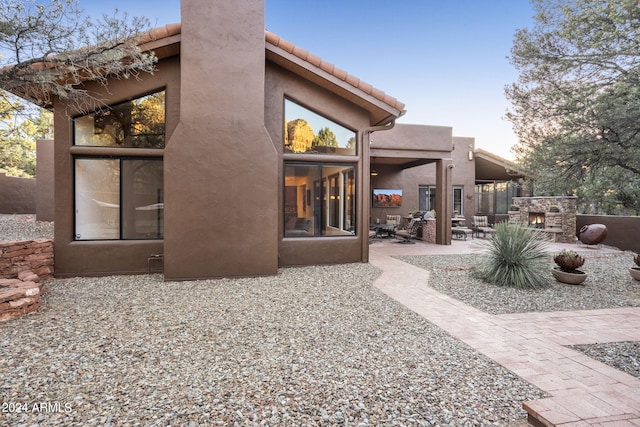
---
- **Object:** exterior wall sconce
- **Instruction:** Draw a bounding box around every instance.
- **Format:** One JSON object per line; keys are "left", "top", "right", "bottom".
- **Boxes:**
{"left": 468, "top": 150, "right": 474, "bottom": 161}
{"left": 371, "top": 158, "right": 378, "bottom": 176}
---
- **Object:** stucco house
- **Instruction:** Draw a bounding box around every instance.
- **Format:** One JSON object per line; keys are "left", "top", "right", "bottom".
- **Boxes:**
{"left": 5, "top": 0, "right": 468, "bottom": 279}
{"left": 4, "top": 0, "right": 532, "bottom": 280}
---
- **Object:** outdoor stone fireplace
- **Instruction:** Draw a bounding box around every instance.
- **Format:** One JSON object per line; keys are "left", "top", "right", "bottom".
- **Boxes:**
{"left": 509, "top": 196, "right": 577, "bottom": 243}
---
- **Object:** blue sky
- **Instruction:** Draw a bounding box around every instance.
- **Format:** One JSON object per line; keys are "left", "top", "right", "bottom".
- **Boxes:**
{"left": 82, "top": 0, "right": 536, "bottom": 159}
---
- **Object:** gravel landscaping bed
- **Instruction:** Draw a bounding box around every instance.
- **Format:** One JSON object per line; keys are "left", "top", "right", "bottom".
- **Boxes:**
{"left": 398, "top": 251, "right": 640, "bottom": 393}
{"left": 398, "top": 252, "right": 640, "bottom": 315}
{"left": 2, "top": 267, "right": 544, "bottom": 426}
{"left": 0, "top": 214, "right": 54, "bottom": 241}
{"left": 570, "top": 342, "right": 640, "bottom": 379}
{"left": 3, "top": 214, "right": 638, "bottom": 426}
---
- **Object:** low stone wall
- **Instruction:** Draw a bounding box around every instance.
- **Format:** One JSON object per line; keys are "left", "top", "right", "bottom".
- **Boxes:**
{"left": 0, "top": 271, "right": 44, "bottom": 322}
{"left": 0, "top": 239, "right": 53, "bottom": 322}
{"left": 0, "top": 239, "right": 54, "bottom": 279}
{"left": 422, "top": 219, "right": 436, "bottom": 243}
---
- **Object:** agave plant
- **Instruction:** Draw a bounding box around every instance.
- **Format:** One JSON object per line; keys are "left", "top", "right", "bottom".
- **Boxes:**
{"left": 472, "top": 222, "right": 550, "bottom": 289}
{"left": 553, "top": 249, "right": 585, "bottom": 273}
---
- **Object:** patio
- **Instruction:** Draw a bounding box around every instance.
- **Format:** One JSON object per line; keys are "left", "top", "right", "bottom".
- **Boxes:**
{"left": 370, "top": 237, "right": 640, "bottom": 426}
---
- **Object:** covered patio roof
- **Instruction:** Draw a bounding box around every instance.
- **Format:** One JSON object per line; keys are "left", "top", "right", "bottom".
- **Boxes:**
{"left": 369, "top": 124, "right": 453, "bottom": 169}
{"left": 474, "top": 148, "right": 525, "bottom": 181}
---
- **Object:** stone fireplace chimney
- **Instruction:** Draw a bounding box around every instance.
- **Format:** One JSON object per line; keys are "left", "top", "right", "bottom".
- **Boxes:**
{"left": 163, "top": 0, "right": 279, "bottom": 279}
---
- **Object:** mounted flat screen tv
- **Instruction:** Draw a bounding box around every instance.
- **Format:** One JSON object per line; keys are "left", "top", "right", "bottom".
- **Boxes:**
{"left": 372, "top": 189, "right": 402, "bottom": 208}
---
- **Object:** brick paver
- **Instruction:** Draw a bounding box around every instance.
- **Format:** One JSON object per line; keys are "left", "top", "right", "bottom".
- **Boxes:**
{"left": 369, "top": 239, "right": 640, "bottom": 426}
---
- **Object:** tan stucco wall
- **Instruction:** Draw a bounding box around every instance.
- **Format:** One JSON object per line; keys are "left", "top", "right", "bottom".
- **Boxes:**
{"left": 369, "top": 126, "right": 472, "bottom": 222}
{"left": 36, "top": 139, "right": 54, "bottom": 221}
{"left": 265, "top": 63, "right": 372, "bottom": 266}
{"left": 52, "top": 56, "right": 179, "bottom": 277}
{"left": 49, "top": 0, "right": 406, "bottom": 278}
{"left": 0, "top": 173, "right": 35, "bottom": 214}
{"left": 577, "top": 215, "right": 640, "bottom": 253}
{"left": 162, "top": 1, "right": 279, "bottom": 280}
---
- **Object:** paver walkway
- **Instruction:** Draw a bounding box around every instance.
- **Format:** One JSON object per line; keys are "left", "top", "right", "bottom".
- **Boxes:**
{"left": 369, "top": 238, "right": 640, "bottom": 426}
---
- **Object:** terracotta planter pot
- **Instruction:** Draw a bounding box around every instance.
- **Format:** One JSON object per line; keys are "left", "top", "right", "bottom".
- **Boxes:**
{"left": 630, "top": 267, "right": 640, "bottom": 281}
{"left": 579, "top": 224, "right": 608, "bottom": 245}
{"left": 552, "top": 267, "right": 587, "bottom": 285}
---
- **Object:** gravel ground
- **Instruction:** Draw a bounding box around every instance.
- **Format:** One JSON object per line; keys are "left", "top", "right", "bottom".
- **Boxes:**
{"left": 1, "top": 215, "right": 545, "bottom": 426}
{"left": 570, "top": 342, "right": 640, "bottom": 379}
{"left": 0, "top": 214, "right": 54, "bottom": 242}
{"left": 2, "top": 268, "right": 544, "bottom": 426}
{"left": 1, "top": 214, "right": 637, "bottom": 426}
{"left": 398, "top": 252, "right": 640, "bottom": 315}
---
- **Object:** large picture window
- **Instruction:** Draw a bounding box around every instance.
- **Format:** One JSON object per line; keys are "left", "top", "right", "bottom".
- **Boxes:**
{"left": 284, "top": 99, "right": 356, "bottom": 155}
{"left": 284, "top": 163, "right": 356, "bottom": 237}
{"left": 74, "top": 91, "right": 165, "bottom": 148}
{"left": 73, "top": 91, "right": 165, "bottom": 240}
{"left": 283, "top": 100, "right": 358, "bottom": 238}
{"left": 75, "top": 158, "right": 163, "bottom": 240}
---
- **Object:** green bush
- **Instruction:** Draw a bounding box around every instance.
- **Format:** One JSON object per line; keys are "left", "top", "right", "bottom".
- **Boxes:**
{"left": 472, "top": 222, "right": 550, "bottom": 289}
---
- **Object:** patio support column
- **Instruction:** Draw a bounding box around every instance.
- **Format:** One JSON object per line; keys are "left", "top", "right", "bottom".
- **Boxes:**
{"left": 361, "top": 130, "right": 371, "bottom": 263}
{"left": 435, "top": 159, "right": 453, "bottom": 245}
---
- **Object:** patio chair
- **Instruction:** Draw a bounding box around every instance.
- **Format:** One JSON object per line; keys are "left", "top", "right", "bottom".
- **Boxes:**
{"left": 471, "top": 215, "right": 493, "bottom": 238}
{"left": 395, "top": 218, "right": 422, "bottom": 244}
{"left": 386, "top": 215, "right": 402, "bottom": 225}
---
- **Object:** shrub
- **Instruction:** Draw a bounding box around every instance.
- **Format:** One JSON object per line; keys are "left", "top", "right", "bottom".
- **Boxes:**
{"left": 472, "top": 222, "right": 550, "bottom": 289}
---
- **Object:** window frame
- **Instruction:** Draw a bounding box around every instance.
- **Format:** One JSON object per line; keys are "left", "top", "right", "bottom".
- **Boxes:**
{"left": 72, "top": 89, "right": 166, "bottom": 149}
{"left": 283, "top": 162, "right": 358, "bottom": 238}
{"left": 283, "top": 98, "right": 360, "bottom": 239}
{"left": 71, "top": 90, "right": 166, "bottom": 241}
{"left": 73, "top": 156, "right": 164, "bottom": 241}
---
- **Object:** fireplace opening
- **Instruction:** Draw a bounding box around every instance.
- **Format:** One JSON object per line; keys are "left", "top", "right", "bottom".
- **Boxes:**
{"left": 529, "top": 212, "right": 545, "bottom": 228}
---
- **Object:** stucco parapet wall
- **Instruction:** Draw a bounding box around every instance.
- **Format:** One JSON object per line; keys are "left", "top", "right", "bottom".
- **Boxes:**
{"left": 370, "top": 124, "right": 454, "bottom": 153}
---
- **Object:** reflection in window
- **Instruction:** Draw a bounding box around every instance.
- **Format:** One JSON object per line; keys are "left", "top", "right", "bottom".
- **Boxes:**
{"left": 74, "top": 91, "right": 166, "bottom": 148}
{"left": 475, "top": 181, "right": 522, "bottom": 214}
{"left": 419, "top": 185, "right": 437, "bottom": 212}
{"left": 75, "top": 158, "right": 163, "bottom": 240}
{"left": 75, "top": 159, "right": 120, "bottom": 239}
{"left": 284, "top": 99, "right": 356, "bottom": 155}
{"left": 453, "top": 186, "right": 464, "bottom": 215}
{"left": 284, "top": 163, "right": 356, "bottom": 237}
{"left": 419, "top": 185, "right": 464, "bottom": 215}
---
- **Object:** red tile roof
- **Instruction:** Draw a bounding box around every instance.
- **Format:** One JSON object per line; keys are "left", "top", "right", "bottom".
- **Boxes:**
{"left": 142, "top": 24, "right": 405, "bottom": 116}
{"left": 6, "top": 23, "right": 405, "bottom": 119}
{"left": 264, "top": 31, "right": 405, "bottom": 114}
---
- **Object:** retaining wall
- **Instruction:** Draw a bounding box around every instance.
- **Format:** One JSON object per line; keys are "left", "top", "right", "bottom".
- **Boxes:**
{"left": 0, "top": 239, "right": 54, "bottom": 322}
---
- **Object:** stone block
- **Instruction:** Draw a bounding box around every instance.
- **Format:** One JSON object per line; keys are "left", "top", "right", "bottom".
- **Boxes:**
{"left": 0, "top": 288, "right": 25, "bottom": 303}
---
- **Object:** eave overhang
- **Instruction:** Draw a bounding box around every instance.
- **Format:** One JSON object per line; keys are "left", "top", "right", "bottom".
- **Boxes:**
{"left": 265, "top": 31, "right": 405, "bottom": 126}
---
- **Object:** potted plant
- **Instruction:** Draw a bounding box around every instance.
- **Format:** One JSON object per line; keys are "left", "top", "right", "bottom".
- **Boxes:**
{"left": 630, "top": 253, "right": 640, "bottom": 281}
{"left": 552, "top": 249, "right": 587, "bottom": 285}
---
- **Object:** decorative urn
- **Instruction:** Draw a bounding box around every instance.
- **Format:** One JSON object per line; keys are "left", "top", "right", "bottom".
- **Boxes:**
{"left": 579, "top": 224, "right": 608, "bottom": 246}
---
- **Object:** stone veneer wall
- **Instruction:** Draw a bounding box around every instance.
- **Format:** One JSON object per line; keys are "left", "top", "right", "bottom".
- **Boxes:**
{"left": 422, "top": 219, "right": 436, "bottom": 243}
{"left": 0, "top": 239, "right": 54, "bottom": 279}
{"left": 511, "top": 197, "right": 577, "bottom": 243}
{"left": 0, "top": 239, "right": 53, "bottom": 321}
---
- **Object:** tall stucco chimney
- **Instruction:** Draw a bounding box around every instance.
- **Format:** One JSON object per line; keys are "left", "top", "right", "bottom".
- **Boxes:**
{"left": 163, "top": 0, "right": 279, "bottom": 279}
